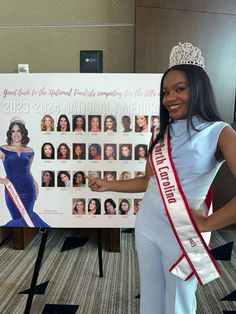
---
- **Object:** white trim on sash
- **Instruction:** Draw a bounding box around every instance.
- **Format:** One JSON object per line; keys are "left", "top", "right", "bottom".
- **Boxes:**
{"left": 150, "top": 127, "right": 221, "bottom": 285}
{"left": 5, "top": 180, "right": 35, "bottom": 227}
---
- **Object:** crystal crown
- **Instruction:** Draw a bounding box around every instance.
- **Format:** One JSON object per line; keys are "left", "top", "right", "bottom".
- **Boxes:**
{"left": 10, "top": 116, "right": 25, "bottom": 125}
{"left": 169, "top": 42, "right": 205, "bottom": 69}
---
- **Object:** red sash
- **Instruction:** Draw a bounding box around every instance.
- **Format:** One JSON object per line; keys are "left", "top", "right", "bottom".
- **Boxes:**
{"left": 5, "top": 180, "right": 35, "bottom": 227}
{"left": 150, "top": 127, "right": 222, "bottom": 285}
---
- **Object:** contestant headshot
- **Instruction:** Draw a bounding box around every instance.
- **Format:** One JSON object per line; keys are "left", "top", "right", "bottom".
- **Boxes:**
{"left": 41, "top": 142, "right": 55, "bottom": 159}
{"left": 104, "top": 171, "right": 116, "bottom": 181}
{"left": 57, "top": 170, "right": 71, "bottom": 187}
{"left": 119, "top": 171, "right": 132, "bottom": 180}
{"left": 88, "top": 198, "right": 101, "bottom": 215}
{"left": 119, "top": 144, "right": 132, "bottom": 160}
{"left": 73, "top": 115, "right": 86, "bottom": 132}
{"left": 41, "top": 114, "right": 54, "bottom": 132}
{"left": 134, "top": 198, "right": 142, "bottom": 215}
{"left": 41, "top": 170, "right": 55, "bottom": 187}
{"left": 118, "top": 198, "right": 131, "bottom": 215}
{"left": 72, "top": 198, "right": 86, "bottom": 215}
{"left": 0, "top": 117, "right": 50, "bottom": 227}
{"left": 88, "top": 143, "right": 101, "bottom": 160}
{"left": 57, "top": 114, "right": 70, "bottom": 132}
{"left": 57, "top": 143, "right": 70, "bottom": 160}
{"left": 135, "top": 115, "right": 149, "bottom": 133}
{"left": 135, "top": 144, "right": 148, "bottom": 160}
{"left": 88, "top": 171, "right": 101, "bottom": 179}
{"left": 104, "top": 198, "right": 117, "bottom": 215}
{"left": 121, "top": 115, "right": 132, "bottom": 132}
{"left": 104, "top": 144, "right": 117, "bottom": 160}
{"left": 88, "top": 115, "right": 101, "bottom": 132}
{"left": 134, "top": 171, "right": 145, "bottom": 177}
{"left": 73, "top": 143, "right": 86, "bottom": 160}
{"left": 104, "top": 115, "right": 117, "bottom": 132}
{"left": 151, "top": 115, "right": 160, "bottom": 132}
{"left": 73, "top": 171, "right": 86, "bottom": 187}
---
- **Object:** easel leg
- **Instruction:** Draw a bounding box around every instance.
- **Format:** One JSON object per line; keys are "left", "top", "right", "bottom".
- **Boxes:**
{"left": 24, "top": 228, "right": 48, "bottom": 314}
{"left": 97, "top": 229, "right": 103, "bottom": 278}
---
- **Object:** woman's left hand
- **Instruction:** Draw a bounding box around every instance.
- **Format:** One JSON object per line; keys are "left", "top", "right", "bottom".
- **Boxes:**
{"left": 191, "top": 208, "right": 208, "bottom": 232}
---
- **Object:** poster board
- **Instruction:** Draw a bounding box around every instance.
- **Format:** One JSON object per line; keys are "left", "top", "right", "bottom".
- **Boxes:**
{"left": 0, "top": 73, "right": 162, "bottom": 228}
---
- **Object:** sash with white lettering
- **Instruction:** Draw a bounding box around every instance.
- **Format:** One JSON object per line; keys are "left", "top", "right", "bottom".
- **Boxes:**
{"left": 150, "top": 127, "right": 222, "bottom": 285}
{"left": 5, "top": 180, "right": 35, "bottom": 227}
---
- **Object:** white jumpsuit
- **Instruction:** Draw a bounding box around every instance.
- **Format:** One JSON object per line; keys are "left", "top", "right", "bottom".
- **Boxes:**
{"left": 135, "top": 117, "right": 229, "bottom": 314}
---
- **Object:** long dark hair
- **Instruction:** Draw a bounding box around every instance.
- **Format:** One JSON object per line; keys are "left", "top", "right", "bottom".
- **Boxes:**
{"left": 7, "top": 122, "right": 30, "bottom": 145}
{"left": 149, "top": 64, "right": 222, "bottom": 152}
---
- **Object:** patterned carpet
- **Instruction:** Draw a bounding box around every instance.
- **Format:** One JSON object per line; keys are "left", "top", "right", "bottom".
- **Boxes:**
{"left": 0, "top": 228, "right": 235, "bottom": 314}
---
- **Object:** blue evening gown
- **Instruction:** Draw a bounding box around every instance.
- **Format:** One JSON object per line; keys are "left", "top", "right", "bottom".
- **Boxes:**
{"left": 0, "top": 147, "right": 50, "bottom": 227}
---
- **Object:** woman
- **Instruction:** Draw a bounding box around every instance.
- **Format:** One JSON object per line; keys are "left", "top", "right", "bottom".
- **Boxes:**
{"left": 73, "top": 143, "right": 86, "bottom": 160}
{"left": 73, "top": 115, "right": 86, "bottom": 132}
{"left": 104, "top": 115, "right": 117, "bottom": 132}
{"left": 134, "top": 198, "right": 142, "bottom": 215}
{"left": 151, "top": 115, "right": 160, "bottom": 132}
{"left": 119, "top": 144, "right": 132, "bottom": 160}
{"left": 88, "top": 115, "right": 101, "bottom": 132}
{"left": 41, "top": 114, "right": 54, "bottom": 132}
{"left": 57, "top": 143, "right": 70, "bottom": 160}
{"left": 41, "top": 143, "right": 55, "bottom": 159}
{"left": 73, "top": 171, "right": 86, "bottom": 187}
{"left": 42, "top": 171, "right": 55, "bottom": 187}
{"left": 104, "top": 144, "right": 116, "bottom": 160}
{"left": 135, "top": 144, "right": 148, "bottom": 160}
{"left": 57, "top": 114, "right": 70, "bottom": 132}
{"left": 119, "top": 171, "right": 132, "bottom": 180}
{"left": 104, "top": 198, "right": 117, "bottom": 215}
{"left": 121, "top": 115, "right": 132, "bottom": 132}
{"left": 0, "top": 118, "right": 49, "bottom": 227}
{"left": 118, "top": 198, "right": 131, "bottom": 215}
{"left": 88, "top": 43, "right": 236, "bottom": 314}
{"left": 73, "top": 198, "right": 86, "bottom": 215}
{"left": 88, "top": 143, "right": 101, "bottom": 160}
{"left": 57, "top": 171, "right": 71, "bottom": 187}
{"left": 88, "top": 198, "right": 101, "bottom": 215}
{"left": 135, "top": 115, "right": 149, "bottom": 133}
{"left": 104, "top": 171, "right": 116, "bottom": 181}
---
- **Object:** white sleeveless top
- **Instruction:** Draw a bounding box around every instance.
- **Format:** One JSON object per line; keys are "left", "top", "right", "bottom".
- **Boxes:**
{"left": 147, "top": 116, "right": 229, "bottom": 209}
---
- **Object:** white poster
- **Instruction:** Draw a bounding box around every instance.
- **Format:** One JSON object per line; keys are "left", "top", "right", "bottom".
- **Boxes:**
{"left": 0, "top": 73, "right": 162, "bottom": 228}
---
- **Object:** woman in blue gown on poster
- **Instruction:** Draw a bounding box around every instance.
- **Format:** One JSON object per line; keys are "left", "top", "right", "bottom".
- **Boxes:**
{"left": 0, "top": 117, "right": 50, "bottom": 227}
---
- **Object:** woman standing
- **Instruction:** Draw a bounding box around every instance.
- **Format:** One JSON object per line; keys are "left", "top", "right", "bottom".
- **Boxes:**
{"left": 0, "top": 117, "right": 49, "bottom": 227}
{"left": 88, "top": 43, "right": 236, "bottom": 314}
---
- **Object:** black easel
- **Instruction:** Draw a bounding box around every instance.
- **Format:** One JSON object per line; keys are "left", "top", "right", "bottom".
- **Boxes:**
{"left": 24, "top": 228, "right": 104, "bottom": 313}
{"left": 24, "top": 228, "right": 48, "bottom": 314}
{"left": 97, "top": 229, "right": 103, "bottom": 278}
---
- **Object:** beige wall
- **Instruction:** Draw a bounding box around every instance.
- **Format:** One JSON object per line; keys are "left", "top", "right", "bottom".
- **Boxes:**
{"left": 0, "top": 0, "right": 135, "bottom": 73}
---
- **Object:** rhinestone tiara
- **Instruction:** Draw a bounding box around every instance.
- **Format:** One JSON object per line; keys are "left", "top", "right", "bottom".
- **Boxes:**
{"left": 10, "top": 116, "right": 25, "bottom": 125}
{"left": 169, "top": 42, "right": 205, "bottom": 69}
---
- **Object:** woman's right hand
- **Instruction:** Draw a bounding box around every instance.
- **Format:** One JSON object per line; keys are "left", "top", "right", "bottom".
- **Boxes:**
{"left": 0, "top": 177, "right": 9, "bottom": 185}
{"left": 87, "top": 176, "right": 108, "bottom": 192}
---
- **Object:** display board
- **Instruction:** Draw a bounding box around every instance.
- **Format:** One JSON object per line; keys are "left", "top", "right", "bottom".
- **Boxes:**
{"left": 0, "top": 73, "right": 162, "bottom": 228}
